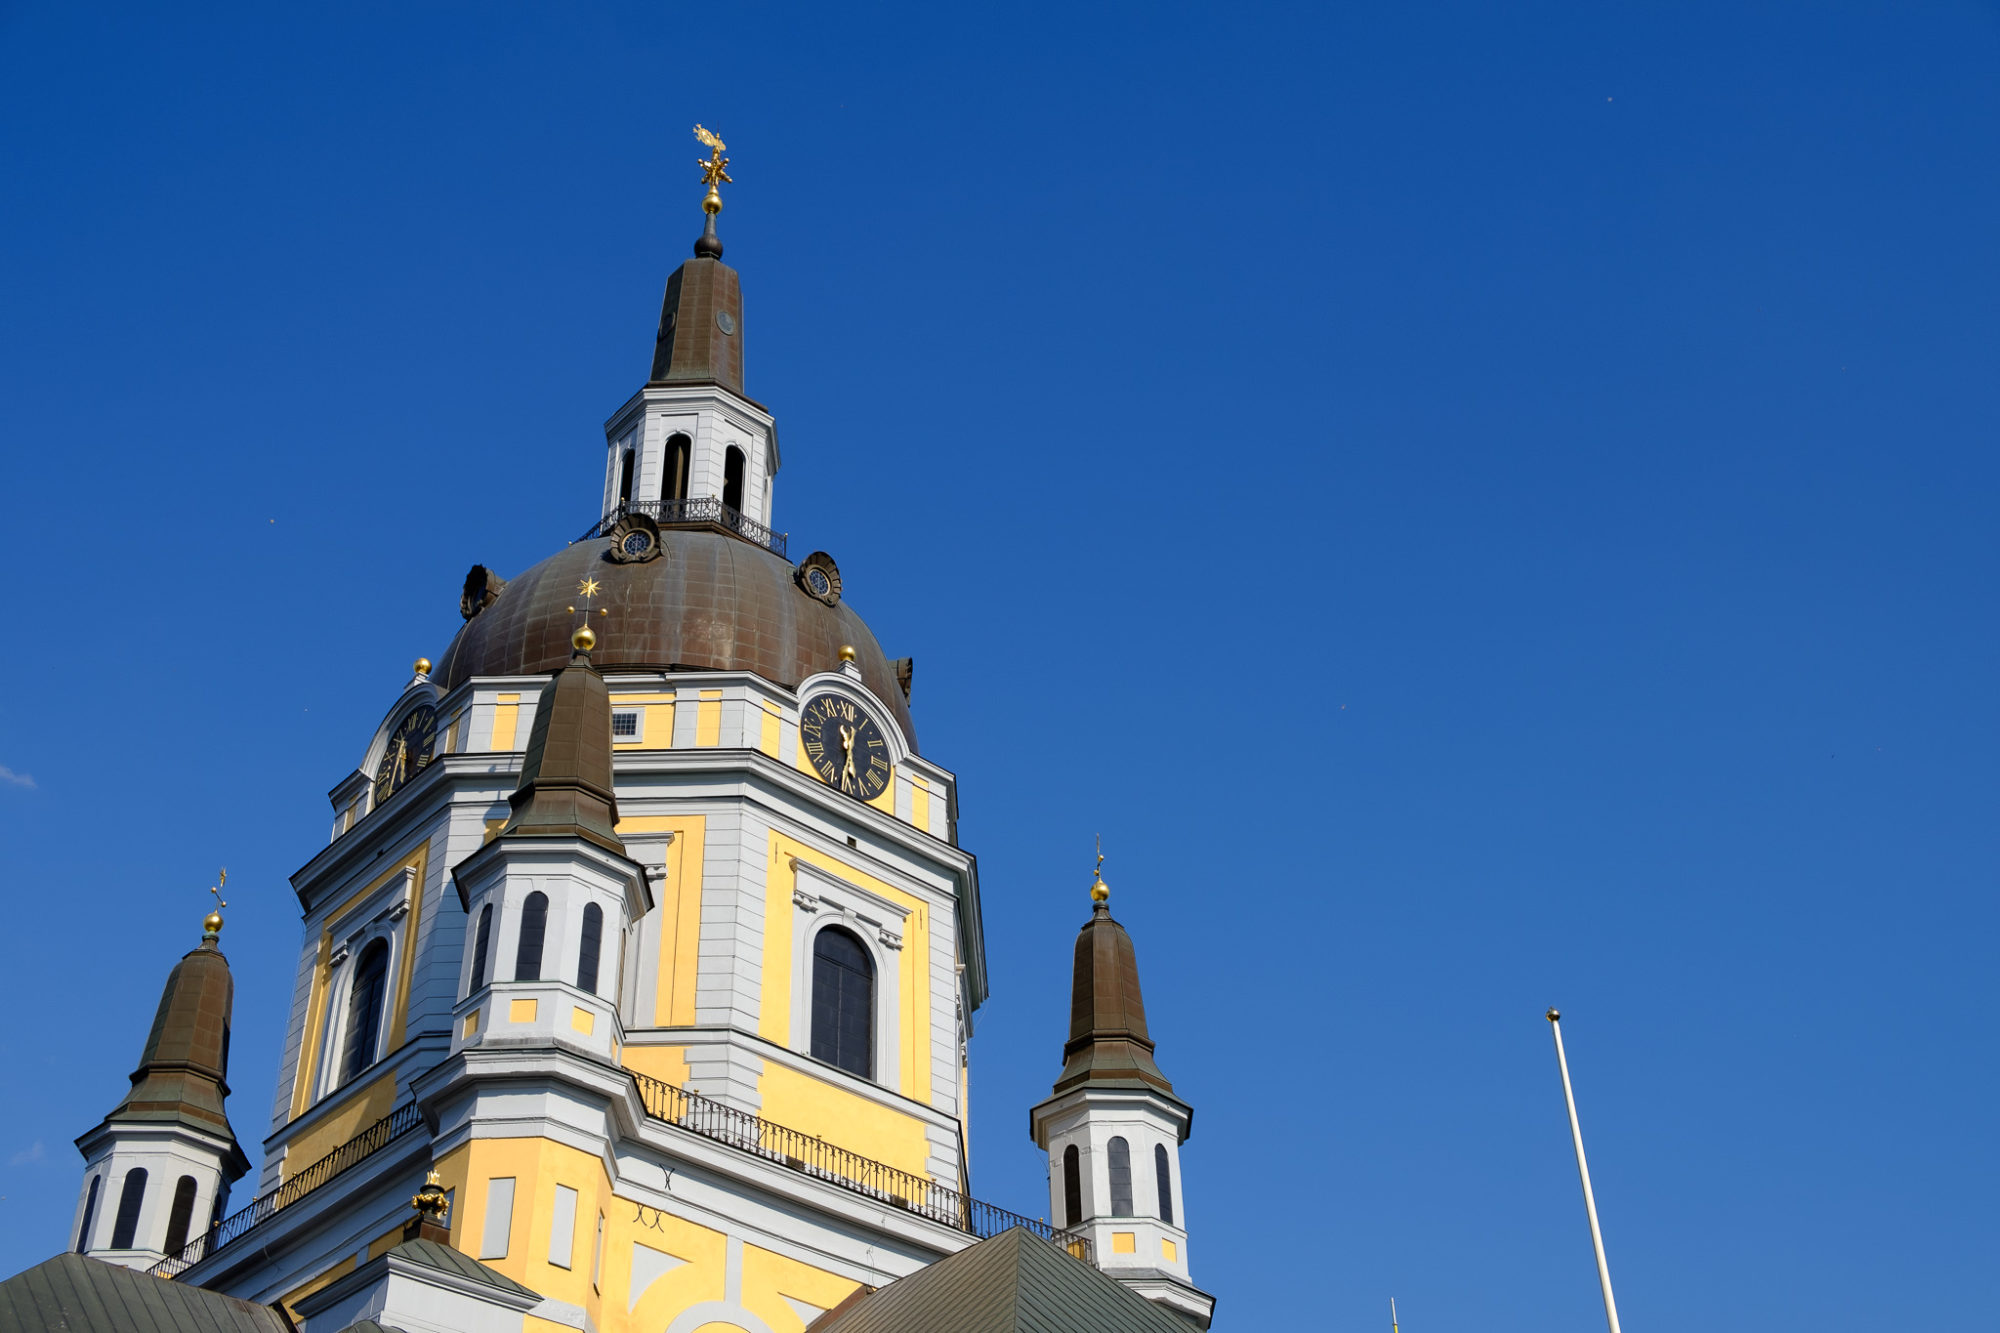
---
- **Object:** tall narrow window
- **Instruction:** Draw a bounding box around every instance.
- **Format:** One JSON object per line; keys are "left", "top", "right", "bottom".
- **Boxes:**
{"left": 665, "top": 434, "right": 692, "bottom": 504}
{"left": 469, "top": 904, "right": 493, "bottom": 995}
{"left": 617, "top": 448, "right": 635, "bottom": 504}
{"left": 1061, "top": 1145, "right": 1082, "bottom": 1228}
{"left": 577, "top": 903, "right": 603, "bottom": 995}
{"left": 515, "top": 892, "right": 548, "bottom": 981}
{"left": 162, "top": 1175, "right": 199, "bottom": 1256}
{"left": 1155, "top": 1143, "right": 1174, "bottom": 1224}
{"left": 722, "top": 445, "right": 745, "bottom": 512}
{"left": 809, "top": 927, "right": 874, "bottom": 1079}
{"left": 75, "top": 1175, "right": 100, "bottom": 1253}
{"left": 341, "top": 939, "right": 390, "bottom": 1083}
{"left": 109, "top": 1168, "right": 147, "bottom": 1250}
{"left": 1108, "top": 1137, "right": 1133, "bottom": 1216}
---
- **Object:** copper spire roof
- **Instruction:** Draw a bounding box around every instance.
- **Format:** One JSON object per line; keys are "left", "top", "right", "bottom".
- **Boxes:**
{"left": 1052, "top": 900, "right": 1175, "bottom": 1097}
{"left": 84, "top": 924, "right": 250, "bottom": 1175}
{"left": 502, "top": 643, "right": 627, "bottom": 858}
{"left": 649, "top": 247, "right": 744, "bottom": 394}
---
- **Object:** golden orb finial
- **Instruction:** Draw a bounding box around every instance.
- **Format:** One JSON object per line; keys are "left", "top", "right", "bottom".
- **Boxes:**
{"left": 1546, "top": 1007, "right": 1561, "bottom": 1023}
{"left": 1090, "top": 836, "right": 1109, "bottom": 904}
{"left": 572, "top": 623, "right": 597, "bottom": 654}
{"left": 413, "top": 656, "right": 432, "bottom": 678}
{"left": 838, "top": 644, "right": 856, "bottom": 662}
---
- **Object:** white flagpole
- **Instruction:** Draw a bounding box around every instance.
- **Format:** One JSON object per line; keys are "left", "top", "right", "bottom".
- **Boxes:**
{"left": 1547, "top": 1008, "right": 1623, "bottom": 1333}
{"left": 1390, "top": 1297, "right": 1399, "bottom": 1333}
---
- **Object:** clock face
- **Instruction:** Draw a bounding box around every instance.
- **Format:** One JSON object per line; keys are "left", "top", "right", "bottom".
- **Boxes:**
{"left": 373, "top": 705, "right": 437, "bottom": 807}
{"left": 799, "top": 694, "right": 891, "bottom": 801}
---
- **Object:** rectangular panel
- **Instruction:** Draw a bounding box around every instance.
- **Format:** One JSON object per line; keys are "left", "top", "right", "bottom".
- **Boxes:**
{"left": 549, "top": 1184, "right": 578, "bottom": 1268}
{"left": 480, "top": 1178, "right": 515, "bottom": 1259}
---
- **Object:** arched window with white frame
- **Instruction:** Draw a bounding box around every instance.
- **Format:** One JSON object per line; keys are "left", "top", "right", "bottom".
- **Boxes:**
{"left": 340, "top": 939, "right": 390, "bottom": 1084}
{"left": 810, "top": 926, "right": 874, "bottom": 1079}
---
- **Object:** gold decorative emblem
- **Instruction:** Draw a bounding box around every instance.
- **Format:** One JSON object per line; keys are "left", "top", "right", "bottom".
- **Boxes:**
{"left": 569, "top": 578, "right": 608, "bottom": 654}
{"left": 204, "top": 869, "right": 228, "bottom": 935}
{"left": 695, "top": 124, "right": 732, "bottom": 214}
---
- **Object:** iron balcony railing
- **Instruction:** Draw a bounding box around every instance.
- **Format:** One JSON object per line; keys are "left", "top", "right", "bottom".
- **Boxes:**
{"left": 157, "top": 1072, "right": 1089, "bottom": 1279}
{"left": 580, "top": 497, "right": 788, "bottom": 559}
{"left": 631, "top": 1071, "right": 1093, "bottom": 1263}
{"left": 151, "top": 1102, "right": 425, "bottom": 1278}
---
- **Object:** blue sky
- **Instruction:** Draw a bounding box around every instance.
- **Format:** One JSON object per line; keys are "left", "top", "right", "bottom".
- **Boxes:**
{"left": 2, "top": 4, "right": 1997, "bottom": 1328}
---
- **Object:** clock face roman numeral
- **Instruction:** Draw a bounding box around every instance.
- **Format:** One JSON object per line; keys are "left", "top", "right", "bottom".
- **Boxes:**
{"left": 798, "top": 693, "right": 892, "bottom": 801}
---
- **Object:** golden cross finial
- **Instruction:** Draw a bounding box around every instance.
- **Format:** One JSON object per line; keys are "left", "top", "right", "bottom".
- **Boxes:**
{"left": 204, "top": 868, "right": 228, "bottom": 936}
{"left": 1090, "top": 836, "right": 1109, "bottom": 904}
{"left": 694, "top": 124, "right": 732, "bottom": 214}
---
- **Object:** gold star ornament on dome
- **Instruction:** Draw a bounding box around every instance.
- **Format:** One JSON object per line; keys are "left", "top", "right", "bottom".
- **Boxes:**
{"left": 568, "top": 578, "right": 608, "bottom": 654}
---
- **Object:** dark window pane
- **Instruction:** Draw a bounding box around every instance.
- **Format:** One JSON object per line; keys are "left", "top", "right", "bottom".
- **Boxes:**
{"left": 1062, "top": 1145, "right": 1082, "bottom": 1228}
{"left": 723, "top": 446, "right": 746, "bottom": 512}
{"left": 1108, "top": 1137, "right": 1132, "bottom": 1216}
{"left": 109, "top": 1169, "right": 147, "bottom": 1250}
{"left": 578, "top": 903, "right": 604, "bottom": 995}
{"left": 1155, "top": 1143, "right": 1174, "bottom": 1224}
{"left": 163, "top": 1176, "right": 199, "bottom": 1256}
{"left": 341, "top": 940, "right": 390, "bottom": 1084}
{"left": 810, "top": 928, "right": 874, "bottom": 1079}
{"left": 470, "top": 904, "right": 492, "bottom": 993}
{"left": 516, "top": 892, "right": 548, "bottom": 981}
{"left": 667, "top": 435, "right": 691, "bottom": 502}
{"left": 75, "top": 1175, "right": 100, "bottom": 1253}
{"left": 618, "top": 448, "right": 635, "bottom": 503}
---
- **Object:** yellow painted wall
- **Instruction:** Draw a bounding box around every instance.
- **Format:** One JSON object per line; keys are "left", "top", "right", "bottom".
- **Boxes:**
{"left": 621, "top": 1043, "right": 691, "bottom": 1088}
{"left": 491, "top": 693, "right": 522, "bottom": 751}
{"left": 758, "top": 699, "right": 782, "bottom": 758}
{"left": 757, "top": 1062, "right": 933, "bottom": 1177}
{"left": 761, "top": 834, "right": 932, "bottom": 1105}
{"left": 741, "top": 1242, "right": 866, "bottom": 1333}
{"left": 615, "top": 815, "right": 706, "bottom": 1026}
{"left": 910, "top": 776, "right": 931, "bottom": 832}
{"left": 284, "top": 1071, "right": 397, "bottom": 1178}
{"left": 432, "top": 1135, "right": 867, "bottom": 1333}
{"left": 289, "top": 843, "right": 428, "bottom": 1120}
{"left": 695, "top": 690, "right": 723, "bottom": 747}
{"left": 612, "top": 693, "right": 677, "bottom": 750}
{"left": 278, "top": 1255, "right": 355, "bottom": 1324}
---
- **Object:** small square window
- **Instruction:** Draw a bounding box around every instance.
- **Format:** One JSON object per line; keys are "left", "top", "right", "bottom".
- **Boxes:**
{"left": 612, "top": 710, "right": 641, "bottom": 740}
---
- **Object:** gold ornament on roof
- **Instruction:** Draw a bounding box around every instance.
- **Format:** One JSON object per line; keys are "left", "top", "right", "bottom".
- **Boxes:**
{"left": 569, "top": 578, "right": 607, "bottom": 654}
{"left": 695, "top": 124, "right": 732, "bottom": 215}
{"left": 1090, "top": 836, "right": 1109, "bottom": 904}
{"left": 412, "top": 1168, "right": 449, "bottom": 1221}
{"left": 204, "top": 868, "right": 228, "bottom": 936}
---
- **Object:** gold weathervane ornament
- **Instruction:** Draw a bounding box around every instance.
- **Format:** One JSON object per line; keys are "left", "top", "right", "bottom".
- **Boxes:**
{"left": 204, "top": 868, "right": 228, "bottom": 936}
{"left": 695, "top": 124, "right": 731, "bottom": 214}
{"left": 569, "top": 578, "right": 607, "bottom": 654}
{"left": 1090, "top": 836, "right": 1109, "bottom": 905}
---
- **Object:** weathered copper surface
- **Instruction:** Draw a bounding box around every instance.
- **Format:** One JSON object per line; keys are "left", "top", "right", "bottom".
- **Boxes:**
{"left": 101, "top": 938, "right": 248, "bottom": 1172}
{"left": 650, "top": 255, "right": 744, "bottom": 395}
{"left": 505, "top": 655, "right": 626, "bottom": 856}
{"left": 437, "top": 530, "right": 918, "bottom": 752}
{"left": 1054, "top": 904, "right": 1175, "bottom": 1095}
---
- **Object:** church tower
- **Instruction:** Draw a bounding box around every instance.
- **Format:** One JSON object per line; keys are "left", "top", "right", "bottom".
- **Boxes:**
{"left": 72, "top": 902, "right": 250, "bottom": 1271}
{"left": 126, "top": 130, "right": 1104, "bottom": 1333}
{"left": 1030, "top": 862, "right": 1215, "bottom": 1328}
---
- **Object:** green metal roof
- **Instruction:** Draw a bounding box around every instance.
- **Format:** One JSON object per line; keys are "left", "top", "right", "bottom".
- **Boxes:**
{"left": 0, "top": 1253, "right": 290, "bottom": 1333}
{"left": 806, "top": 1228, "right": 1194, "bottom": 1333}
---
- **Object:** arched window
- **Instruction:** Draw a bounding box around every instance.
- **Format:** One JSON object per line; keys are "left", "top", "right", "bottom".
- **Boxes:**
{"left": 1061, "top": 1144, "right": 1082, "bottom": 1228}
{"left": 1108, "top": 1137, "right": 1133, "bottom": 1216}
{"left": 617, "top": 448, "right": 636, "bottom": 505}
{"left": 109, "top": 1168, "right": 147, "bottom": 1250}
{"left": 515, "top": 892, "right": 548, "bottom": 981}
{"left": 809, "top": 927, "right": 873, "bottom": 1079}
{"left": 341, "top": 939, "right": 390, "bottom": 1084}
{"left": 722, "top": 445, "right": 745, "bottom": 513}
{"left": 469, "top": 904, "right": 493, "bottom": 995}
{"left": 75, "top": 1175, "right": 100, "bottom": 1253}
{"left": 665, "top": 434, "right": 692, "bottom": 504}
{"left": 163, "top": 1175, "right": 199, "bottom": 1256}
{"left": 1155, "top": 1143, "right": 1174, "bottom": 1224}
{"left": 577, "top": 903, "right": 604, "bottom": 994}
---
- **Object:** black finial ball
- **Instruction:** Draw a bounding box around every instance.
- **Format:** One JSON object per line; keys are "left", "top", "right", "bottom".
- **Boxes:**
{"left": 694, "top": 228, "right": 723, "bottom": 260}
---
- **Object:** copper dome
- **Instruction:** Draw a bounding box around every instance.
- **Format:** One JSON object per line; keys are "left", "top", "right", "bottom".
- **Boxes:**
{"left": 437, "top": 531, "right": 917, "bottom": 751}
